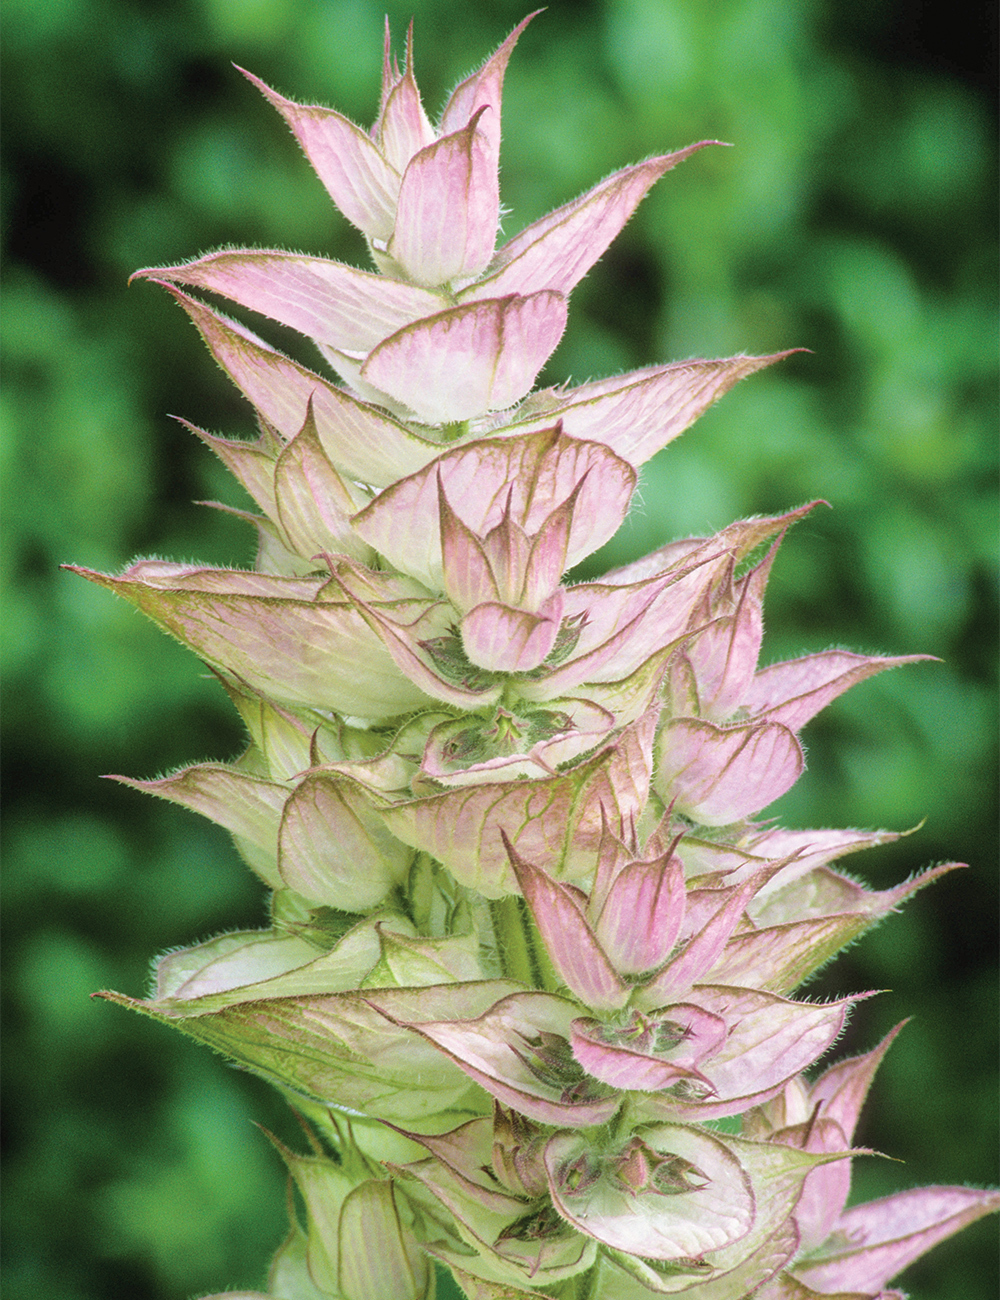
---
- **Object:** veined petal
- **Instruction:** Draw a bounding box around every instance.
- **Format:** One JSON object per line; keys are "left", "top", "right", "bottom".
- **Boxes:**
{"left": 376, "top": 33, "right": 435, "bottom": 173}
{"left": 102, "top": 981, "right": 516, "bottom": 1121}
{"left": 438, "top": 484, "right": 501, "bottom": 610}
{"left": 656, "top": 718, "right": 804, "bottom": 826}
{"left": 704, "top": 912, "right": 884, "bottom": 995}
{"left": 132, "top": 251, "right": 447, "bottom": 353}
{"left": 361, "top": 293, "right": 568, "bottom": 423}
{"left": 794, "top": 1187, "right": 1000, "bottom": 1295}
{"left": 638, "top": 871, "right": 770, "bottom": 1003}
{"left": 570, "top": 1004, "right": 726, "bottom": 1091}
{"left": 272, "top": 401, "right": 374, "bottom": 563}
{"left": 592, "top": 851, "right": 687, "bottom": 977}
{"left": 111, "top": 763, "right": 288, "bottom": 889}
{"left": 688, "top": 825, "right": 905, "bottom": 898}
{"left": 438, "top": 12, "right": 539, "bottom": 160}
{"left": 277, "top": 772, "right": 413, "bottom": 909}
{"left": 153, "top": 284, "right": 444, "bottom": 486}
{"left": 515, "top": 571, "right": 717, "bottom": 702}
{"left": 378, "top": 738, "right": 639, "bottom": 898}
{"left": 466, "top": 145, "right": 719, "bottom": 300}
{"left": 685, "top": 540, "right": 776, "bottom": 721}
{"left": 505, "top": 352, "right": 795, "bottom": 466}
{"left": 746, "top": 652, "right": 932, "bottom": 732}
{"left": 602, "top": 502, "right": 824, "bottom": 586}
{"left": 639, "top": 987, "right": 859, "bottom": 1121}
{"left": 238, "top": 69, "right": 400, "bottom": 239}
{"left": 389, "top": 109, "right": 499, "bottom": 286}
{"left": 505, "top": 836, "right": 628, "bottom": 1011}
{"left": 544, "top": 1124, "right": 753, "bottom": 1260}
{"left": 71, "top": 561, "right": 434, "bottom": 719}
{"left": 387, "top": 990, "right": 619, "bottom": 1127}
{"left": 461, "top": 599, "right": 562, "bottom": 673}
{"left": 352, "top": 428, "right": 635, "bottom": 591}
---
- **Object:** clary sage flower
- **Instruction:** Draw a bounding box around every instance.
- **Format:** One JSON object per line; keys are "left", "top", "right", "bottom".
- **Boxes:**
{"left": 74, "top": 14, "right": 997, "bottom": 1299}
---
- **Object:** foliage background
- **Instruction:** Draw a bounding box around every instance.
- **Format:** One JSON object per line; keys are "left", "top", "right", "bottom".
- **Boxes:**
{"left": 2, "top": 0, "right": 996, "bottom": 1297}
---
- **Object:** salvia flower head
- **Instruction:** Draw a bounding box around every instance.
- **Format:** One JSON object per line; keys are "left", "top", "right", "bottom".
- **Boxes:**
{"left": 75, "top": 14, "right": 998, "bottom": 1300}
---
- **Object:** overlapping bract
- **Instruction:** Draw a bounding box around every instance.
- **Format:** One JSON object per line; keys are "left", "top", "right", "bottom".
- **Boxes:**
{"left": 81, "top": 15, "right": 996, "bottom": 1300}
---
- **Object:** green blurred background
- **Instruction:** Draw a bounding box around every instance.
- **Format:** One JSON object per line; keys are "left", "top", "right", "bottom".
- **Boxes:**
{"left": 2, "top": 0, "right": 996, "bottom": 1297}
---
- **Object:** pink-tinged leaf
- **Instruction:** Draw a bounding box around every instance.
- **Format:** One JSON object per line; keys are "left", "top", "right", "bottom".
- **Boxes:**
{"left": 519, "top": 490, "right": 577, "bottom": 611}
{"left": 133, "top": 251, "right": 446, "bottom": 353}
{"left": 385, "top": 991, "right": 620, "bottom": 1127}
{"left": 642, "top": 988, "right": 857, "bottom": 1121}
{"left": 602, "top": 1215, "right": 800, "bottom": 1299}
{"left": 468, "top": 145, "right": 719, "bottom": 300}
{"left": 378, "top": 717, "right": 654, "bottom": 897}
{"left": 401, "top": 1154, "right": 597, "bottom": 1289}
{"left": 694, "top": 825, "right": 905, "bottom": 897}
{"left": 331, "top": 576, "right": 504, "bottom": 710}
{"left": 277, "top": 773, "right": 412, "bottom": 909}
{"left": 638, "top": 872, "right": 770, "bottom": 1002}
{"left": 361, "top": 292, "right": 568, "bottom": 423}
{"left": 545, "top": 1124, "right": 753, "bottom": 1260}
{"left": 153, "top": 930, "right": 321, "bottom": 1002}
{"left": 272, "top": 400, "right": 374, "bottom": 562}
{"left": 678, "top": 1138, "right": 855, "bottom": 1290}
{"left": 505, "top": 836, "right": 627, "bottom": 1010}
{"left": 103, "top": 980, "right": 517, "bottom": 1122}
{"left": 571, "top": 641, "right": 678, "bottom": 725}
{"left": 389, "top": 109, "right": 499, "bottom": 286}
{"left": 507, "top": 353, "right": 795, "bottom": 467}
{"left": 437, "top": 484, "right": 501, "bottom": 610}
{"left": 704, "top": 913, "right": 883, "bottom": 995}
{"left": 570, "top": 1004, "right": 726, "bottom": 1091}
{"left": 592, "top": 851, "right": 686, "bottom": 976}
{"left": 794, "top": 1186, "right": 1000, "bottom": 1294}
{"left": 238, "top": 68, "right": 400, "bottom": 238}
{"left": 338, "top": 1180, "right": 430, "bottom": 1300}
{"left": 176, "top": 418, "right": 280, "bottom": 519}
{"left": 393, "top": 1115, "right": 532, "bottom": 1215}
{"left": 152, "top": 284, "right": 443, "bottom": 486}
{"left": 376, "top": 39, "right": 435, "bottom": 173}
{"left": 71, "top": 562, "right": 434, "bottom": 719}
{"left": 602, "top": 502, "right": 824, "bottom": 586}
{"left": 657, "top": 717, "right": 804, "bottom": 826}
{"left": 111, "top": 764, "right": 287, "bottom": 889}
{"left": 515, "top": 579, "right": 703, "bottom": 702}
{"left": 810, "top": 1023, "right": 906, "bottom": 1143}
{"left": 353, "top": 428, "right": 635, "bottom": 591}
{"left": 686, "top": 543, "right": 777, "bottom": 720}
{"left": 438, "top": 13, "right": 539, "bottom": 159}
{"left": 750, "top": 862, "right": 961, "bottom": 928}
{"left": 746, "top": 652, "right": 932, "bottom": 732}
{"left": 460, "top": 599, "right": 562, "bottom": 672}
{"left": 768, "top": 1113, "right": 853, "bottom": 1254}
{"left": 377, "top": 755, "right": 610, "bottom": 896}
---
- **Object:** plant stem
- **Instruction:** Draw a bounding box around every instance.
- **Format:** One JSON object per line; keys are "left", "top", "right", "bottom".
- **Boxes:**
{"left": 489, "top": 895, "right": 540, "bottom": 987}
